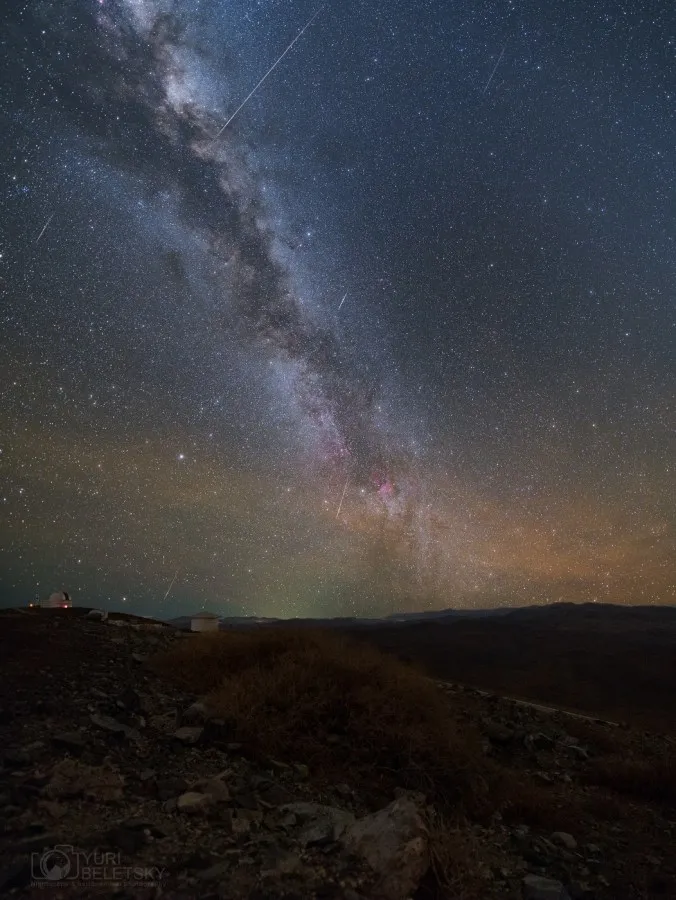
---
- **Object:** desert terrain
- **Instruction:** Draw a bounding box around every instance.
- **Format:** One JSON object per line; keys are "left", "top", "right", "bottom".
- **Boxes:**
{"left": 0, "top": 604, "right": 674, "bottom": 900}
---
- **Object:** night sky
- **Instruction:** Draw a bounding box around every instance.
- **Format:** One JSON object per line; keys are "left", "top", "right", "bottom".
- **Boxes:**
{"left": 1, "top": 0, "right": 674, "bottom": 618}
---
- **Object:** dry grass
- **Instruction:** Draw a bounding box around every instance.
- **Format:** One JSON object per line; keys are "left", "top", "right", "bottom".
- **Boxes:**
{"left": 559, "top": 716, "right": 623, "bottom": 755}
{"left": 152, "top": 627, "right": 629, "bottom": 894}
{"left": 151, "top": 628, "right": 492, "bottom": 814}
{"left": 496, "top": 778, "right": 583, "bottom": 833}
{"left": 580, "top": 790, "right": 627, "bottom": 821}
{"left": 424, "top": 809, "right": 490, "bottom": 900}
{"left": 586, "top": 754, "right": 676, "bottom": 806}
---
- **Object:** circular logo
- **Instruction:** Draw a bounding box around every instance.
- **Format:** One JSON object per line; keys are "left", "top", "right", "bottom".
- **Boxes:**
{"left": 40, "top": 849, "right": 71, "bottom": 881}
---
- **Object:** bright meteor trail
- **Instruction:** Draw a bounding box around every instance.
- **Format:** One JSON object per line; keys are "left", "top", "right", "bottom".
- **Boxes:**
{"left": 336, "top": 479, "right": 349, "bottom": 519}
{"left": 35, "top": 214, "right": 54, "bottom": 245}
{"left": 162, "top": 570, "right": 179, "bottom": 603}
{"left": 482, "top": 43, "right": 507, "bottom": 94}
{"left": 214, "top": 7, "right": 322, "bottom": 138}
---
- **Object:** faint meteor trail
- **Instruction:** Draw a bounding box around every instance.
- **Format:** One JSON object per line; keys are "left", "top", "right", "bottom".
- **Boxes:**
{"left": 338, "top": 292, "right": 348, "bottom": 310}
{"left": 482, "top": 42, "right": 507, "bottom": 94}
{"left": 214, "top": 7, "right": 322, "bottom": 138}
{"left": 162, "top": 569, "right": 179, "bottom": 603}
{"left": 336, "top": 479, "right": 349, "bottom": 518}
{"left": 35, "top": 214, "right": 54, "bottom": 245}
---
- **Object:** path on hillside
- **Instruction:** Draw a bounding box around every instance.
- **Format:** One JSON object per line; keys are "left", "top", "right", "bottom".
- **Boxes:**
{"left": 435, "top": 680, "right": 622, "bottom": 727}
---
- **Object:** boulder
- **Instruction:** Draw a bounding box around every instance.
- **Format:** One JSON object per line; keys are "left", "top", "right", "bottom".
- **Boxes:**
{"left": 89, "top": 714, "right": 142, "bottom": 743}
{"left": 51, "top": 732, "right": 87, "bottom": 755}
{"left": 281, "top": 802, "right": 355, "bottom": 845}
{"left": 341, "top": 797, "right": 428, "bottom": 900}
{"left": 173, "top": 726, "right": 204, "bottom": 745}
{"left": 176, "top": 792, "right": 212, "bottom": 814}
{"left": 551, "top": 831, "right": 577, "bottom": 850}
{"left": 523, "top": 874, "right": 571, "bottom": 900}
{"left": 179, "top": 700, "right": 211, "bottom": 725}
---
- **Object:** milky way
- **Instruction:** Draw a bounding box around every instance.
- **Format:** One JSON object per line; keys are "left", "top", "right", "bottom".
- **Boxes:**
{"left": 1, "top": 0, "right": 674, "bottom": 616}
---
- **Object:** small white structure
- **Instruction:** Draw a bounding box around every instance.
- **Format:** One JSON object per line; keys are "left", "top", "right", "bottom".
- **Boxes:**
{"left": 190, "top": 611, "right": 220, "bottom": 633}
{"left": 41, "top": 591, "right": 72, "bottom": 609}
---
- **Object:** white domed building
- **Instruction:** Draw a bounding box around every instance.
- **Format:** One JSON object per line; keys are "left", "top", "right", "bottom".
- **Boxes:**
{"left": 41, "top": 591, "right": 72, "bottom": 609}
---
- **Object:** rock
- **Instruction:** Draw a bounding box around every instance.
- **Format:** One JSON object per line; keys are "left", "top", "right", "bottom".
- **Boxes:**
{"left": 525, "top": 732, "right": 554, "bottom": 751}
{"left": 9, "top": 832, "right": 63, "bottom": 854}
{"left": 341, "top": 797, "right": 428, "bottom": 900}
{"left": 176, "top": 791, "right": 212, "bottom": 814}
{"left": 24, "top": 769, "right": 51, "bottom": 788}
{"left": 52, "top": 732, "right": 86, "bottom": 754}
{"left": 482, "top": 718, "right": 515, "bottom": 744}
{"left": 118, "top": 687, "right": 142, "bottom": 711}
{"left": 197, "top": 777, "right": 230, "bottom": 803}
{"left": 37, "top": 800, "right": 68, "bottom": 820}
{"left": 87, "top": 609, "right": 108, "bottom": 621}
{"left": 567, "top": 744, "right": 590, "bottom": 760}
{"left": 258, "top": 782, "right": 295, "bottom": 806}
{"left": 293, "top": 763, "right": 309, "bottom": 780}
{"left": 198, "top": 862, "right": 230, "bottom": 881}
{"left": 568, "top": 880, "right": 595, "bottom": 900}
{"left": 234, "top": 790, "right": 259, "bottom": 811}
{"left": 180, "top": 700, "right": 210, "bottom": 725}
{"left": 157, "top": 777, "right": 189, "bottom": 800}
{"left": 279, "top": 811, "right": 298, "bottom": 829}
{"left": 523, "top": 874, "right": 571, "bottom": 900}
{"left": 173, "top": 725, "right": 204, "bottom": 745}
{"left": 120, "top": 817, "right": 157, "bottom": 831}
{"left": 131, "top": 653, "right": 146, "bottom": 664}
{"left": 231, "top": 812, "right": 252, "bottom": 835}
{"left": 3, "top": 749, "right": 32, "bottom": 767}
{"left": 89, "top": 713, "right": 141, "bottom": 742}
{"left": 282, "top": 803, "right": 356, "bottom": 845}
{"left": 552, "top": 831, "right": 577, "bottom": 850}
{"left": 260, "top": 848, "right": 301, "bottom": 877}
{"left": 236, "top": 808, "right": 263, "bottom": 825}
{"left": 393, "top": 787, "right": 426, "bottom": 805}
{"left": 45, "top": 759, "right": 125, "bottom": 802}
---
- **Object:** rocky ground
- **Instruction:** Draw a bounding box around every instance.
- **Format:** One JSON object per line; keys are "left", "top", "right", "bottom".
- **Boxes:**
{"left": 0, "top": 608, "right": 674, "bottom": 899}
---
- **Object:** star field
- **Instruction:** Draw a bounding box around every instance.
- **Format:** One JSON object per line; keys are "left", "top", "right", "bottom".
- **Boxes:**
{"left": 0, "top": 0, "right": 674, "bottom": 617}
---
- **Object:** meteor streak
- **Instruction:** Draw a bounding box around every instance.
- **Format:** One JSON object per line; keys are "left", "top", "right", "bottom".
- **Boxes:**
{"left": 338, "top": 292, "right": 348, "bottom": 310}
{"left": 35, "top": 214, "right": 54, "bottom": 245}
{"left": 336, "top": 479, "right": 348, "bottom": 518}
{"left": 214, "top": 7, "right": 322, "bottom": 138}
{"left": 482, "top": 43, "right": 507, "bottom": 95}
{"left": 162, "top": 569, "right": 179, "bottom": 603}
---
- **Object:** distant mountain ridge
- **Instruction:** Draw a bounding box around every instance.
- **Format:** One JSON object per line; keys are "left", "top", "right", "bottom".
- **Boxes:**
{"left": 165, "top": 601, "right": 676, "bottom": 631}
